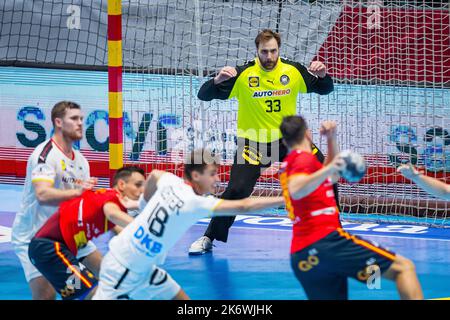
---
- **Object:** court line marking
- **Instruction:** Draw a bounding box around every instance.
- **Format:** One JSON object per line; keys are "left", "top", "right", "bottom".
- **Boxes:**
{"left": 194, "top": 223, "right": 450, "bottom": 242}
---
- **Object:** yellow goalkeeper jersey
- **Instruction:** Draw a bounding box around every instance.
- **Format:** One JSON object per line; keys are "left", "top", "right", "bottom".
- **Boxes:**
{"left": 197, "top": 57, "right": 334, "bottom": 143}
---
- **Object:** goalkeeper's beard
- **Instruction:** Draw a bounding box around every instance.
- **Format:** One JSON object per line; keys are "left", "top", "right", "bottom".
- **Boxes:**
{"left": 258, "top": 54, "right": 278, "bottom": 71}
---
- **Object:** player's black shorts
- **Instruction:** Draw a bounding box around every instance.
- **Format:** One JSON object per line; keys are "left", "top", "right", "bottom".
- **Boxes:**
{"left": 290, "top": 228, "right": 396, "bottom": 300}
{"left": 28, "top": 237, "right": 98, "bottom": 300}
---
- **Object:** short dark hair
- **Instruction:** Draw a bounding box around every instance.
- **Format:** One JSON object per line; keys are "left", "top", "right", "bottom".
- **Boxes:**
{"left": 51, "top": 101, "right": 81, "bottom": 126}
{"left": 112, "top": 166, "right": 145, "bottom": 186}
{"left": 280, "top": 116, "right": 308, "bottom": 148}
{"left": 255, "top": 29, "right": 281, "bottom": 49}
{"left": 184, "top": 149, "right": 220, "bottom": 181}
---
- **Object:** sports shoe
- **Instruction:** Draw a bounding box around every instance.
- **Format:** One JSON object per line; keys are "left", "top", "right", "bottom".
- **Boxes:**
{"left": 188, "top": 236, "right": 213, "bottom": 255}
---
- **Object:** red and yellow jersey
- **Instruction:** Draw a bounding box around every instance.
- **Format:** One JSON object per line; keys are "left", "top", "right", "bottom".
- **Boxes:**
{"left": 59, "top": 188, "right": 126, "bottom": 255}
{"left": 280, "top": 149, "right": 341, "bottom": 254}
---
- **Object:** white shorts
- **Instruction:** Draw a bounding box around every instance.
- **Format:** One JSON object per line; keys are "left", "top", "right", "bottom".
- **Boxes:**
{"left": 93, "top": 252, "right": 180, "bottom": 300}
{"left": 13, "top": 240, "right": 97, "bottom": 283}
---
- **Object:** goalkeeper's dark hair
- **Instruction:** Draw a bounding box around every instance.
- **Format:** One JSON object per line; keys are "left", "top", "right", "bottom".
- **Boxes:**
{"left": 184, "top": 149, "right": 220, "bottom": 181}
{"left": 255, "top": 29, "right": 281, "bottom": 48}
{"left": 112, "top": 166, "right": 145, "bottom": 186}
{"left": 280, "top": 115, "right": 308, "bottom": 148}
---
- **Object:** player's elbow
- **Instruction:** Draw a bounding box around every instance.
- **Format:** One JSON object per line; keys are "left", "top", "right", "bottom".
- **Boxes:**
{"left": 104, "top": 210, "right": 125, "bottom": 228}
{"left": 103, "top": 209, "right": 114, "bottom": 221}
{"left": 318, "top": 87, "right": 333, "bottom": 95}
{"left": 146, "top": 170, "right": 160, "bottom": 187}
{"left": 197, "top": 91, "right": 212, "bottom": 101}
{"left": 35, "top": 189, "right": 51, "bottom": 205}
{"left": 111, "top": 225, "right": 123, "bottom": 235}
{"left": 197, "top": 79, "right": 229, "bottom": 101}
{"left": 197, "top": 82, "right": 215, "bottom": 101}
{"left": 143, "top": 170, "right": 163, "bottom": 201}
{"left": 103, "top": 204, "right": 119, "bottom": 221}
{"left": 35, "top": 195, "right": 47, "bottom": 205}
{"left": 148, "top": 169, "right": 163, "bottom": 180}
{"left": 317, "top": 84, "right": 334, "bottom": 95}
{"left": 315, "top": 76, "right": 334, "bottom": 95}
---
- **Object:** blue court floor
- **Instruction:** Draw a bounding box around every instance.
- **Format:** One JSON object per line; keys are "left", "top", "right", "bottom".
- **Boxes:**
{"left": 0, "top": 184, "right": 449, "bottom": 300}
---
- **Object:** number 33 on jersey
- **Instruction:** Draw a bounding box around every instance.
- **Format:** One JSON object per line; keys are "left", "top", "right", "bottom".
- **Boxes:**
{"left": 226, "top": 57, "right": 331, "bottom": 143}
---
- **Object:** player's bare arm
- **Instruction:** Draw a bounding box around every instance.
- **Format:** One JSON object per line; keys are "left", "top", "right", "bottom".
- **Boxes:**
{"left": 111, "top": 226, "right": 123, "bottom": 234}
{"left": 111, "top": 198, "right": 134, "bottom": 233}
{"left": 33, "top": 177, "right": 97, "bottom": 206}
{"left": 142, "top": 169, "right": 166, "bottom": 202}
{"left": 288, "top": 156, "right": 344, "bottom": 200}
{"left": 197, "top": 66, "right": 239, "bottom": 101}
{"left": 298, "top": 60, "right": 333, "bottom": 95}
{"left": 103, "top": 202, "right": 134, "bottom": 228}
{"left": 212, "top": 196, "right": 285, "bottom": 216}
{"left": 397, "top": 164, "right": 450, "bottom": 200}
{"left": 320, "top": 120, "right": 339, "bottom": 166}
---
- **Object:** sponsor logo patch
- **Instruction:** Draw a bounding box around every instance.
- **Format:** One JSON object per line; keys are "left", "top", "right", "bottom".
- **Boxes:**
{"left": 280, "top": 74, "right": 290, "bottom": 85}
{"left": 298, "top": 254, "right": 320, "bottom": 272}
{"left": 248, "top": 76, "right": 260, "bottom": 87}
{"left": 252, "top": 89, "right": 291, "bottom": 98}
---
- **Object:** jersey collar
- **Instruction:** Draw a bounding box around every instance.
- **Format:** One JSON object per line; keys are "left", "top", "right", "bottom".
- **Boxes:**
{"left": 51, "top": 138, "right": 75, "bottom": 161}
{"left": 289, "top": 149, "right": 303, "bottom": 156}
{"left": 288, "top": 148, "right": 313, "bottom": 157}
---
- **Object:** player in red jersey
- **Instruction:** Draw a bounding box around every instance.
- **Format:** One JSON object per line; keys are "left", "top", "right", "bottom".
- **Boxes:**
{"left": 279, "top": 115, "right": 423, "bottom": 300}
{"left": 28, "top": 166, "right": 145, "bottom": 300}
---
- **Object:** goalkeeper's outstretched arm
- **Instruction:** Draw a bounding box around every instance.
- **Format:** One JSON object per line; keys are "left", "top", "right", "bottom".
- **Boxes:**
{"left": 197, "top": 66, "right": 242, "bottom": 101}
{"left": 397, "top": 164, "right": 450, "bottom": 200}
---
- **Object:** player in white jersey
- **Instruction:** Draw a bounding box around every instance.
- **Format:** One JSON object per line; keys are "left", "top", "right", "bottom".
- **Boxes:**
{"left": 11, "top": 101, "right": 99, "bottom": 300}
{"left": 93, "top": 149, "right": 284, "bottom": 300}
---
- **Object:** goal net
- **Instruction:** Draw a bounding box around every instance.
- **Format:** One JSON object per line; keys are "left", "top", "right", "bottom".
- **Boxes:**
{"left": 0, "top": 0, "right": 448, "bottom": 225}
{"left": 120, "top": 0, "right": 450, "bottom": 224}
